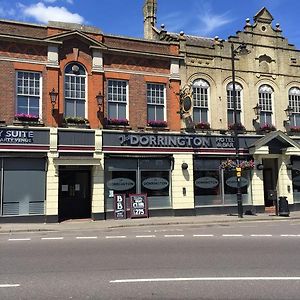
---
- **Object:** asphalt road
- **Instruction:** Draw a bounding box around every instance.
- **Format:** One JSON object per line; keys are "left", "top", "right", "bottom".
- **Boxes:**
{"left": 1, "top": 220, "right": 300, "bottom": 299}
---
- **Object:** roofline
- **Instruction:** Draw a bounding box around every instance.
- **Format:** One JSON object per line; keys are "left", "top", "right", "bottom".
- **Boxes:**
{"left": 0, "top": 18, "right": 46, "bottom": 29}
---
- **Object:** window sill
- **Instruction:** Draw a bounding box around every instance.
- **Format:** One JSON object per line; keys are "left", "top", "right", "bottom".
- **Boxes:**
{"left": 145, "top": 126, "right": 169, "bottom": 132}
{"left": 13, "top": 120, "right": 45, "bottom": 127}
{"left": 62, "top": 122, "right": 90, "bottom": 129}
{"left": 104, "top": 125, "right": 131, "bottom": 130}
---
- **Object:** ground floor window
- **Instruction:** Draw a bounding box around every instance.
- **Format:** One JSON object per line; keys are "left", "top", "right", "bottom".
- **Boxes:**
{"left": 104, "top": 156, "right": 172, "bottom": 211}
{"left": 194, "top": 158, "right": 253, "bottom": 207}
{"left": 292, "top": 168, "right": 300, "bottom": 203}
{"left": 1, "top": 157, "right": 46, "bottom": 216}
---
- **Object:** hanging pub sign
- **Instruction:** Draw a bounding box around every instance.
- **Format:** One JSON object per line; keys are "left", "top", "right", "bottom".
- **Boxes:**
{"left": 130, "top": 194, "right": 148, "bottom": 218}
{"left": 114, "top": 194, "right": 127, "bottom": 219}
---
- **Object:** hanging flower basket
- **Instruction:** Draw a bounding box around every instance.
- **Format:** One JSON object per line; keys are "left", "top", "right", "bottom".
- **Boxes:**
{"left": 195, "top": 121, "right": 210, "bottom": 130}
{"left": 106, "top": 118, "right": 129, "bottom": 126}
{"left": 15, "top": 113, "right": 39, "bottom": 122}
{"left": 147, "top": 120, "right": 168, "bottom": 128}
{"left": 220, "top": 159, "right": 255, "bottom": 170}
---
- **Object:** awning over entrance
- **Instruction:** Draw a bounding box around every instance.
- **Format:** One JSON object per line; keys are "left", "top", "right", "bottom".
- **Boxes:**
{"left": 53, "top": 157, "right": 101, "bottom": 166}
{"left": 248, "top": 130, "right": 300, "bottom": 155}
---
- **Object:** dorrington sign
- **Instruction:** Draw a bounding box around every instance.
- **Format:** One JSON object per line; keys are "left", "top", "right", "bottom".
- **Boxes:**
{"left": 102, "top": 132, "right": 242, "bottom": 149}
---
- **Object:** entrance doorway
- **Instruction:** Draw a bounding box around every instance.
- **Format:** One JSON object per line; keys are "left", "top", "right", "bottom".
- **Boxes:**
{"left": 263, "top": 158, "right": 278, "bottom": 208}
{"left": 58, "top": 169, "right": 91, "bottom": 222}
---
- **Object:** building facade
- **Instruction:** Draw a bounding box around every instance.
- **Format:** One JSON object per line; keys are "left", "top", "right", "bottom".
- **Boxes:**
{"left": 1, "top": 1, "right": 300, "bottom": 222}
{"left": 144, "top": 1, "right": 300, "bottom": 215}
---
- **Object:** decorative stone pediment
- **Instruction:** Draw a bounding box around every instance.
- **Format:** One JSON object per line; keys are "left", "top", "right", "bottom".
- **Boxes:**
{"left": 254, "top": 7, "right": 274, "bottom": 24}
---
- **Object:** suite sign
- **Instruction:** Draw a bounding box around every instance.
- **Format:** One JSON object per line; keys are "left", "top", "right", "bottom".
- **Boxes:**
{"left": 0, "top": 128, "right": 49, "bottom": 145}
{"left": 0, "top": 129, "right": 34, "bottom": 144}
{"left": 102, "top": 132, "right": 236, "bottom": 149}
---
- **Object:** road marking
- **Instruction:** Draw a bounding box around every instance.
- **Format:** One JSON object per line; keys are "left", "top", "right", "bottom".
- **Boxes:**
{"left": 193, "top": 234, "right": 214, "bottom": 237}
{"left": 0, "top": 284, "right": 20, "bottom": 288}
{"left": 250, "top": 234, "right": 273, "bottom": 237}
{"left": 280, "top": 234, "right": 300, "bottom": 237}
{"left": 8, "top": 238, "right": 31, "bottom": 241}
{"left": 110, "top": 277, "right": 300, "bottom": 283}
{"left": 222, "top": 234, "right": 243, "bottom": 237}
{"left": 105, "top": 236, "right": 127, "bottom": 239}
{"left": 136, "top": 235, "right": 156, "bottom": 238}
{"left": 76, "top": 236, "right": 97, "bottom": 239}
{"left": 41, "top": 237, "right": 64, "bottom": 240}
{"left": 164, "top": 234, "right": 185, "bottom": 238}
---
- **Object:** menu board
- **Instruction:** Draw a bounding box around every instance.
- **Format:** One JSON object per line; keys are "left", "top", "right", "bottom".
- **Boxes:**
{"left": 114, "top": 194, "right": 127, "bottom": 219}
{"left": 130, "top": 194, "right": 148, "bottom": 218}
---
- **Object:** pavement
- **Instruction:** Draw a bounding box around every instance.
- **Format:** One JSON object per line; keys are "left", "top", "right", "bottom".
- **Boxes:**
{"left": 1, "top": 210, "right": 300, "bottom": 233}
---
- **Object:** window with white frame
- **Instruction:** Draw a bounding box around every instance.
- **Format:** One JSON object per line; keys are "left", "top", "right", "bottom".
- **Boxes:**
{"left": 64, "top": 63, "right": 86, "bottom": 118}
{"left": 147, "top": 83, "right": 165, "bottom": 121}
{"left": 289, "top": 87, "right": 300, "bottom": 126}
{"left": 227, "top": 82, "right": 242, "bottom": 125}
{"left": 16, "top": 71, "right": 41, "bottom": 117}
{"left": 192, "top": 79, "right": 209, "bottom": 123}
{"left": 259, "top": 84, "right": 273, "bottom": 124}
{"left": 107, "top": 79, "right": 128, "bottom": 120}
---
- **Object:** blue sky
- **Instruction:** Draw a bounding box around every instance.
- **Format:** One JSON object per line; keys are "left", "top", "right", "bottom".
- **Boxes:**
{"left": 1, "top": 0, "right": 300, "bottom": 48}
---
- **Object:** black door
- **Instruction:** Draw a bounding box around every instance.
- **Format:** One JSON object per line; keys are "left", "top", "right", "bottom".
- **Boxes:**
{"left": 263, "top": 158, "right": 278, "bottom": 207}
{"left": 58, "top": 170, "right": 91, "bottom": 222}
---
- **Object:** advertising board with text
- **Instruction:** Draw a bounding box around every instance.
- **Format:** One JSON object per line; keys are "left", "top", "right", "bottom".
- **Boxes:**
{"left": 129, "top": 194, "right": 148, "bottom": 218}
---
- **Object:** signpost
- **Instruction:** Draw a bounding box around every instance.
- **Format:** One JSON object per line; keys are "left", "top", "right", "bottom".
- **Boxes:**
{"left": 114, "top": 194, "right": 126, "bottom": 219}
{"left": 130, "top": 194, "right": 148, "bottom": 218}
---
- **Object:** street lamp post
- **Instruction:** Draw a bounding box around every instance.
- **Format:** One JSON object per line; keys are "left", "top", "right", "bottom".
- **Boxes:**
{"left": 231, "top": 42, "right": 249, "bottom": 218}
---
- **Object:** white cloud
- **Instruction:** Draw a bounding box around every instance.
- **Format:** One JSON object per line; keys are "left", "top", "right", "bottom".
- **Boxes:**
{"left": 22, "top": 2, "right": 84, "bottom": 24}
{"left": 196, "top": 10, "right": 233, "bottom": 36}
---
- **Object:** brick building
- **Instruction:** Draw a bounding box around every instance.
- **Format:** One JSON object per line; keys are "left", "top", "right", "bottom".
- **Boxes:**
{"left": 0, "top": 16, "right": 183, "bottom": 222}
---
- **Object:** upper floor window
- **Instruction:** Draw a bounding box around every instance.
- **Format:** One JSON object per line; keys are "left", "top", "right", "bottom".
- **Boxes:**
{"left": 227, "top": 82, "right": 242, "bottom": 125}
{"left": 16, "top": 71, "right": 41, "bottom": 117}
{"left": 64, "top": 63, "right": 86, "bottom": 118}
{"left": 107, "top": 79, "right": 128, "bottom": 120}
{"left": 289, "top": 87, "right": 300, "bottom": 126}
{"left": 147, "top": 83, "right": 165, "bottom": 122}
{"left": 192, "top": 79, "right": 209, "bottom": 123}
{"left": 259, "top": 84, "right": 273, "bottom": 124}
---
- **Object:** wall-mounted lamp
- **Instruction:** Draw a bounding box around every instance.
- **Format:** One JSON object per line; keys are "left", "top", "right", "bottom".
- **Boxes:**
{"left": 49, "top": 88, "right": 58, "bottom": 114}
{"left": 181, "top": 162, "right": 188, "bottom": 170}
{"left": 283, "top": 105, "right": 293, "bottom": 127}
{"left": 96, "top": 92, "right": 104, "bottom": 108}
{"left": 256, "top": 163, "right": 264, "bottom": 170}
{"left": 252, "top": 103, "right": 262, "bottom": 124}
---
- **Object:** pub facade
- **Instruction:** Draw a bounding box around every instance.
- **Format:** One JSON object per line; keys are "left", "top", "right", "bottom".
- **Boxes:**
{"left": 2, "top": 2, "right": 300, "bottom": 222}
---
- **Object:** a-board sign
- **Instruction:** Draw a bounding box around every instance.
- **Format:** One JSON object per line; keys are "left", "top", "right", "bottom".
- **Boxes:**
{"left": 129, "top": 194, "right": 148, "bottom": 218}
{"left": 114, "top": 194, "right": 126, "bottom": 219}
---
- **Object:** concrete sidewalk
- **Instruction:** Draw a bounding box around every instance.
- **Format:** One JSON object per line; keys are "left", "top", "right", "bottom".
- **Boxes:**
{"left": 1, "top": 211, "right": 300, "bottom": 233}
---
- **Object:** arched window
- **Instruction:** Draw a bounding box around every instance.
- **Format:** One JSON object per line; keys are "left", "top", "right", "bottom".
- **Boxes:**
{"left": 227, "top": 82, "right": 243, "bottom": 125}
{"left": 64, "top": 63, "right": 86, "bottom": 118}
{"left": 192, "top": 79, "right": 209, "bottom": 123}
{"left": 258, "top": 84, "right": 273, "bottom": 124}
{"left": 289, "top": 87, "right": 300, "bottom": 126}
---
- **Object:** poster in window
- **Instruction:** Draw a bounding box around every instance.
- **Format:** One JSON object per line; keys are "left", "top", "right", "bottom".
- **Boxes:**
{"left": 114, "top": 194, "right": 127, "bottom": 219}
{"left": 129, "top": 194, "right": 148, "bottom": 218}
